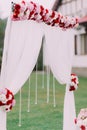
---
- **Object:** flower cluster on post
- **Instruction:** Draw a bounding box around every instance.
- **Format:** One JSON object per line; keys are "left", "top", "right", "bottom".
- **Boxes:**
{"left": 69, "top": 74, "right": 79, "bottom": 91}
{"left": 11, "top": 1, "right": 79, "bottom": 30}
{"left": 75, "top": 108, "right": 87, "bottom": 130}
{"left": 0, "top": 88, "right": 16, "bottom": 112}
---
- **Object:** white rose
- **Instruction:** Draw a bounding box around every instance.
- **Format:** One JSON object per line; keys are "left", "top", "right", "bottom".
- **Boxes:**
{"left": 8, "top": 94, "right": 12, "bottom": 100}
{"left": 77, "top": 120, "right": 82, "bottom": 127}
{"left": 83, "top": 118, "right": 87, "bottom": 126}
{"left": 0, "top": 94, "right": 7, "bottom": 103}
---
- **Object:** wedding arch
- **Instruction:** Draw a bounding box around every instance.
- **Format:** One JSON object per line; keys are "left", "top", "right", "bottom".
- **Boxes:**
{"left": 0, "top": 1, "right": 79, "bottom": 130}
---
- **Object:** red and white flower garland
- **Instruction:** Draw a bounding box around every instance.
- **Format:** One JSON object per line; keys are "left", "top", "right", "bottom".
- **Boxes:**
{"left": 11, "top": 1, "right": 78, "bottom": 30}
{"left": 0, "top": 88, "right": 15, "bottom": 112}
{"left": 69, "top": 74, "right": 79, "bottom": 91}
{"left": 75, "top": 108, "right": 87, "bottom": 130}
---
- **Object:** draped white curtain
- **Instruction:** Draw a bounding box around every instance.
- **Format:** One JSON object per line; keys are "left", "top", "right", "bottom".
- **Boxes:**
{"left": 63, "top": 84, "right": 76, "bottom": 130}
{"left": 44, "top": 26, "right": 74, "bottom": 84}
{"left": 0, "top": 19, "right": 43, "bottom": 94}
{"left": 0, "top": 19, "right": 44, "bottom": 130}
{"left": 0, "top": 18, "right": 76, "bottom": 130}
{"left": 44, "top": 25, "right": 76, "bottom": 130}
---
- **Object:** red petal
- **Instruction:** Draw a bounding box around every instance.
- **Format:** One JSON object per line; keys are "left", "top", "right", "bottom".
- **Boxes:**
{"left": 6, "top": 100, "right": 12, "bottom": 105}
{"left": 69, "top": 86, "right": 75, "bottom": 91}
{"left": 80, "top": 125, "right": 86, "bottom": 130}
{"left": 15, "top": 4, "right": 21, "bottom": 10}
{"left": 74, "top": 118, "right": 77, "bottom": 124}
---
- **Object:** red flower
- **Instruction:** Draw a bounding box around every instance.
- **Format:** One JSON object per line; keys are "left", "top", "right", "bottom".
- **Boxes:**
{"left": 10, "top": 105, "right": 12, "bottom": 110}
{"left": 71, "top": 74, "right": 76, "bottom": 76}
{"left": 0, "top": 88, "right": 15, "bottom": 112}
{"left": 6, "top": 89, "right": 10, "bottom": 99}
{"left": 40, "top": 5, "right": 44, "bottom": 16}
{"left": 14, "top": 10, "right": 20, "bottom": 15}
{"left": 13, "top": 14, "right": 19, "bottom": 19}
{"left": 69, "top": 86, "right": 75, "bottom": 91}
{"left": 72, "top": 78, "right": 76, "bottom": 84}
{"left": 0, "top": 101, "right": 5, "bottom": 106}
{"left": 22, "top": 1, "right": 25, "bottom": 5}
{"left": 28, "top": 11, "right": 34, "bottom": 19}
{"left": 59, "top": 23, "right": 65, "bottom": 27}
{"left": 15, "top": 4, "right": 21, "bottom": 10}
{"left": 6, "top": 100, "right": 12, "bottom": 105}
{"left": 74, "top": 118, "right": 77, "bottom": 124}
{"left": 50, "top": 11, "right": 55, "bottom": 19}
{"left": 40, "top": 5, "right": 44, "bottom": 11}
{"left": 45, "top": 9, "right": 49, "bottom": 14}
{"left": 80, "top": 125, "right": 86, "bottom": 130}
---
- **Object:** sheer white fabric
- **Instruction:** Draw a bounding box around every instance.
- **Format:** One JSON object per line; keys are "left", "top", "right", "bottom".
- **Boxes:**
{"left": 0, "top": 18, "right": 76, "bottom": 130}
{"left": 44, "top": 26, "right": 76, "bottom": 130}
{"left": 0, "top": 19, "right": 43, "bottom": 130}
{"left": 63, "top": 84, "right": 76, "bottom": 130}
{"left": 44, "top": 26, "right": 74, "bottom": 84}
{"left": 0, "top": 19, "right": 43, "bottom": 94}
{"left": 0, "top": 108, "right": 6, "bottom": 130}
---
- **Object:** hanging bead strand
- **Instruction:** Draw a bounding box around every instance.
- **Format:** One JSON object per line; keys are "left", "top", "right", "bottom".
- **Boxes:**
{"left": 27, "top": 77, "right": 31, "bottom": 112}
{"left": 53, "top": 75, "right": 56, "bottom": 107}
{"left": 35, "top": 62, "right": 38, "bottom": 104}
{"left": 47, "top": 66, "right": 50, "bottom": 103}
{"left": 18, "top": 88, "right": 22, "bottom": 127}
{"left": 42, "top": 42, "right": 44, "bottom": 89}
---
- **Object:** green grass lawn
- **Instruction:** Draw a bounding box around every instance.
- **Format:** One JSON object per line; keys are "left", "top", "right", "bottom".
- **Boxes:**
{"left": 7, "top": 72, "right": 87, "bottom": 130}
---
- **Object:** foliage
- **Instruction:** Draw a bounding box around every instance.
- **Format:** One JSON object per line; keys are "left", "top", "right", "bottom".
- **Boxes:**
{"left": 7, "top": 73, "right": 87, "bottom": 130}
{"left": 0, "top": 19, "right": 7, "bottom": 47}
{"left": 0, "top": 19, "right": 7, "bottom": 67}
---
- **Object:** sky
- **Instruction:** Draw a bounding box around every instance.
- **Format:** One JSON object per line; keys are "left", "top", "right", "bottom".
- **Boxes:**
{"left": 0, "top": 0, "right": 55, "bottom": 19}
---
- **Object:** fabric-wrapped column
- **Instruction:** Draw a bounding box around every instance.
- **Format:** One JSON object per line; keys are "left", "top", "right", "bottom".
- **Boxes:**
{"left": 0, "top": 18, "right": 44, "bottom": 129}
{"left": 63, "top": 84, "right": 76, "bottom": 130}
{"left": 0, "top": 108, "right": 6, "bottom": 130}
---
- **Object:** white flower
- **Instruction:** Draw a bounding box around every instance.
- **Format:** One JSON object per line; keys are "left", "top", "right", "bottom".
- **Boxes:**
{"left": 0, "top": 88, "right": 7, "bottom": 95}
{"left": 83, "top": 118, "right": 87, "bottom": 126}
{"left": 8, "top": 94, "right": 12, "bottom": 100}
{"left": 28, "top": 3, "right": 34, "bottom": 12}
{"left": 35, "top": 5, "right": 40, "bottom": 13}
{"left": 0, "top": 94, "right": 7, "bottom": 103}
{"left": 77, "top": 120, "right": 82, "bottom": 127}
{"left": 71, "top": 18, "right": 75, "bottom": 25}
{"left": 26, "top": 10, "right": 30, "bottom": 19}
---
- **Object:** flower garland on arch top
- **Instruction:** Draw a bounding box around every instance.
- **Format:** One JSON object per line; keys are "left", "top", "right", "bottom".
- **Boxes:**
{"left": 0, "top": 88, "right": 16, "bottom": 112}
{"left": 11, "top": 1, "right": 79, "bottom": 30}
{"left": 69, "top": 74, "right": 79, "bottom": 91}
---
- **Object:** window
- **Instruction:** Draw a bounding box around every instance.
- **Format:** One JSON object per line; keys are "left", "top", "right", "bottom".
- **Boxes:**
{"left": 81, "top": 34, "right": 87, "bottom": 55}
{"left": 74, "top": 34, "right": 87, "bottom": 55}
{"left": 74, "top": 35, "right": 78, "bottom": 55}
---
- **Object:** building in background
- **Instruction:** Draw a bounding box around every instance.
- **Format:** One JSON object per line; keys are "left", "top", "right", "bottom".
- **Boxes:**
{"left": 57, "top": 0, "right": 87, "bottom": 77}
{"left": 43, "top": 0, "right": 87, "bottom": 77}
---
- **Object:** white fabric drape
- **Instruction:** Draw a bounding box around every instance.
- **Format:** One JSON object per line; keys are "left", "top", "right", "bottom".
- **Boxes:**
{"left": 0, "top": 18, "right": 76, "bottom": 130}
{"left": 63, "top": 84, "right": 76, "bottom": 130}
{"left": 44, "top": 25, "right": 76, "bottom": 130}
{"left": 44, "top": 26, "right": 74, "bottom": 84}
{"left": 0, "top": 108, "right": 6, "bottom": 130}
{"left": 0, "top": 19, "right": 43, "bottom": 94}
{"left": 0, "top": 19, "right": 43, "bottom": 130}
